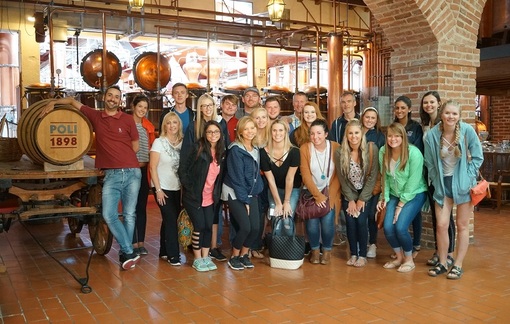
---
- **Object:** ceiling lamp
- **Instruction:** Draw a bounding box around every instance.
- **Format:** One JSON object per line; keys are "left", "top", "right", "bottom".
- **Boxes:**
{"left": 129, "top": 0, "right": 144, "bottom": 9}
{"left": 267, "top": 0, "right": 286, "bottom": 22}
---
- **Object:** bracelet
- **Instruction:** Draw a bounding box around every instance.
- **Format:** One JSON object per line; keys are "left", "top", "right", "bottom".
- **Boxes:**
{"left": 284, "top": 200, "right": 290, "bottom": 203}
{"left": 155, "top": 189, "right": 162, "bottom": 193}
{"left": 396, "top": 206, "right": 402, "bottom": 209}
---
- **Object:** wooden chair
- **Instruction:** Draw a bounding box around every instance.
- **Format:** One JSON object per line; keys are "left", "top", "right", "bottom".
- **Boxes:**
{"left": 480, "top": 152, "right": 510, "bottom": 208}
{"left": 496, "top": 170, "right": 510, "bottom": 213}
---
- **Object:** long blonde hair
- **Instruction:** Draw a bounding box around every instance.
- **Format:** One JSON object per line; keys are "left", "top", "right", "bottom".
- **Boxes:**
{"left": 266, "top": 119, "right": 294, "bottom": 163}
{"left": 339, "top": 119, "right": 368, "bottom": 176}
{"left": 382, "top": 122, "right": 409, "bottom": 171}
{"left": 294, "top": 101, "right": 324, "bottom": 146}
{"left": 438, "top": 100, "right": 461, "bottom": 159}
{"left": 251, "top": 107, "right": 271, "bottom": 148}
{"left": 196, "top": 94, "right": 218, "bottom": 140}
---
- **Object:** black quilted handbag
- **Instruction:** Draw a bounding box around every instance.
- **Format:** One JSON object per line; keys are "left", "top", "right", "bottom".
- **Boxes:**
{"left": 268, "top": 217, "right": 305, "bottom": 261}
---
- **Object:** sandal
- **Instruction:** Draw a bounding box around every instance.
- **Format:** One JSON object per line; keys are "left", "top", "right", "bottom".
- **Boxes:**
{"left": 383, "top": 260, "right": 401, "bottom": 269}
{"left": 397, "top": 262, "right": 416, "bottom": 273}
{"left": 412, "top": 246, "right": 420, "bottom": 259}
{"left": 346, "top": 255, "right": 357, "bottom": 266}
{"left": 354, "top": 257, "right": 367, "bottom": 268}
{"left": 446, "top": 255, "right": 455, "bottom": 268}
{"left": 427, "top": 253, "right": 439, "bottom": 266}
{"left": 447, "top": 265, "right": 463, "bottom": 280}
{"left": 428, "top": 263, "right": 448, "bottom": 277}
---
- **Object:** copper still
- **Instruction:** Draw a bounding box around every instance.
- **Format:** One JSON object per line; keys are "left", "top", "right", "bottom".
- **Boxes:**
{"left": 132, "top": 52, "right": 171, "bottom": 92}
{"left": 80, "top": 49, "right": 122, "bottom": 89}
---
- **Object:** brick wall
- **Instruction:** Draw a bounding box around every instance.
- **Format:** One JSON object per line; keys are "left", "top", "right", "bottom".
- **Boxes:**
{"left": 364, "top": 0, "right": 487, "bottom": 247}
{"left": 490, "top": 96, "right": 510, "bottom": 141}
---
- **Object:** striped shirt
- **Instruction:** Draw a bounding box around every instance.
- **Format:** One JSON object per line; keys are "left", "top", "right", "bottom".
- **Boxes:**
{"left": 136, "top": 123, "right": 149, "bottom": 163}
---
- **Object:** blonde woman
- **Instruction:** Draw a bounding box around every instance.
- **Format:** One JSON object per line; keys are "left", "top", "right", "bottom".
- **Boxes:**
{"left": 261, "top": 120, "right": 301, "bottom": 218}
{"left": 376, "top": 123, "right": 427, "bottom": 273}
{"left": 334, "top": 119, "right": 379, "bottom": 267}
{"left": 181, "top": 93, "right": 228, "bottom": 160}
{"left": 290, "top": 101, "right": 324, "bottom": 147}
{"left": 222, "top": 116, "right": 264, "bottom": 270}
{"left": 424, "top": 101, "right": 483, "bottom": 279}
{"left": 150, "top": 112, "right": 184, "bottom": 266}
{"left": 251, "top": 107, "right": 271, "bottom": 148}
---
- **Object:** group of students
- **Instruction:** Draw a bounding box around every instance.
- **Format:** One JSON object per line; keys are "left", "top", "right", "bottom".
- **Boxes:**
{"left": 42, "top": 84, "right": 483, "bottom": 280}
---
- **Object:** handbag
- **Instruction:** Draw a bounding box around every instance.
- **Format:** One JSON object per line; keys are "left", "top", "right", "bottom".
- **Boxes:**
{"left": 465, "top": 137, "right": 491, "bottom": 206}
{"left": 177, "top": 209, "right": 194, "bottom": 247}
{"left": 295, "top": 187, "right": 330, "bottom": 220}
{"left": 295, "top": 145, "right": 332, "bottom": 220}
{"left": 470, "top": 175, "right": 490, "bottom": 206}
{"left": 268, "top": 217, "right": 305, "bottom": 270}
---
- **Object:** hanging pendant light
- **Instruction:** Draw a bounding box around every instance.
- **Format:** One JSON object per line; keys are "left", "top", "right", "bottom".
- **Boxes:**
{"left": 267, "top": 0, "right": 286, "bottom": 22}
{"left": 129, "top": 0, "right": 144, "bottom": 9}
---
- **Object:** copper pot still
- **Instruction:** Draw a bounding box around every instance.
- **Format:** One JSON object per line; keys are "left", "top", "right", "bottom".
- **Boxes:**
{"left": 80, "top": 49, "right": 122, "bottom": 89}
{"left": 133, "top": 52, "right": 171, "bottom": 92}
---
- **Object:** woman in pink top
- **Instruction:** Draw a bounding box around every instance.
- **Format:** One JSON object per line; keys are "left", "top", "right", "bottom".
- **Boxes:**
{"left": 178, "top": 120, "right": 226, "bottom": 272}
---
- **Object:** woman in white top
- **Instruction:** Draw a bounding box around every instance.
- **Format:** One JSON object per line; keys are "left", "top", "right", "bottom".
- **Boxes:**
{"left": 150, "top": 112, "right": 183, "bottom": 266}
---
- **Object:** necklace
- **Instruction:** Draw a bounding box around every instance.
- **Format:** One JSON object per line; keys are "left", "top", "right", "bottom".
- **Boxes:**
{"left": 166, "top": 136, "right": 180, "bottom": 147}
{"left": 314, "top": 144, "right": 328, "bottom": 180}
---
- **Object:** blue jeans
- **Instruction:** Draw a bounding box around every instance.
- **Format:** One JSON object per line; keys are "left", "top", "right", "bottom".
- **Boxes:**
{"left": 305, "top": 208, "right": 335, "bottom": 251}
{"left": 342, "top": 199, "right": 369, "bottom": 257}
{"left": 383, "top": 193, "right": 426, "bottom": 256}
{"left": 268, "top": 187, "right": 301, "bottom": 218}
{"left": 102, "top": 168, "right": 141, "bottom": 255}
{"left": 367, "top": 194, "right": 380, "bottom": 245}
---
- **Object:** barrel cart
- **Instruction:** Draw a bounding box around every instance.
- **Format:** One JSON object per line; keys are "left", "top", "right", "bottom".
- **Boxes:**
{"left": 0, "top": 99, "right": 112, "bottom": 293}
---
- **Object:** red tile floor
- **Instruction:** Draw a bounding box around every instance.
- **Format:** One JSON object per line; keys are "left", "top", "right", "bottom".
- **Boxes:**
{"left": 1, "top": 196, "right": 509, "bottom": 323}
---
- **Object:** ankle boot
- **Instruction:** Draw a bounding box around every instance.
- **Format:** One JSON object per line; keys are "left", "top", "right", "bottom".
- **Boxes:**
{"left": 309, "top": 249, "right": 320, "bottom": 264}
{"left": 321, "top": 250, "right": 331, "bottom": 265}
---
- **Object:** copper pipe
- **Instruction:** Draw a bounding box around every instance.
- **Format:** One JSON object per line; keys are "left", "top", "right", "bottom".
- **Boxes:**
{"left": 295, "top": 50, "right": 299, "bottom": 93}
{"left": 157, "top": 27, "right": 161, "bottom": 93}
{"left": 316, "top": 27, "right": 320, "bottom": 108}
{"left": 206, "top": 33, "right": 211, "bottom": 92}
{"left": 48, "top": 10, "right": 55, "bottom": 95}
{"left": 101, "top": 13, "right": 106, "bottom": 92}
{"left": 327, "top": 32, "right": 343, "bottom": 126}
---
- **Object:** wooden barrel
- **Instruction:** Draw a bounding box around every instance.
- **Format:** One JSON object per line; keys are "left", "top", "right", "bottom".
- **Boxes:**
{"left": 17, "top": 99, "right": 93, "bottom": 165}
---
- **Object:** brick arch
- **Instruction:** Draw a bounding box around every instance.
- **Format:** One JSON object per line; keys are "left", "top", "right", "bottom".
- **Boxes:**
{"left": 365, "top": 0, "right": 487, "bottom": 49}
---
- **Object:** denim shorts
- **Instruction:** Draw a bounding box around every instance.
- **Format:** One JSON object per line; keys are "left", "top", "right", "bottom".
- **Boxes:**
{"left": 444, "top": 176, "right": 453, "bottom": 198}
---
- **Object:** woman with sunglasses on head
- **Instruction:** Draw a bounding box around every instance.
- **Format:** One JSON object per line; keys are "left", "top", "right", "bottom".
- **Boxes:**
{"left": 221, "top": 116, "right": 264, "bottom": 271}
{"left": 179, "top": 120, "right": 226, "bottom": 272}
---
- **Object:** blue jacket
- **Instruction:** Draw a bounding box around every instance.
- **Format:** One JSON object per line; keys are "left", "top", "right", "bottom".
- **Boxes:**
{"left": 223, "top": 142, "right": 264, "bottom": 204}
{"left": 379, "top": 144, "right": 427, "bottom": 203}
{"left": 424, "top": 121, "right": 484, "bottom": 207}
{"left": 365, "top": 128, "right": 386, "bottom": 149}
{"left": 404, "top": 119, "right": 424, "bottom": 154}
{"left": 328, "top": 113, "right": 361, "bottom": 143}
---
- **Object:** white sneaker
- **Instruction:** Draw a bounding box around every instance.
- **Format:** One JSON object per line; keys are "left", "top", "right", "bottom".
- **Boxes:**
{"left": 367, "top": 244, "right": 377, "bottom": 258}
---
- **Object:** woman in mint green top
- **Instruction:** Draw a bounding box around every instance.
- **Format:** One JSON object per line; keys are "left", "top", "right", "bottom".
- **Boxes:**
{"left": 377, "top": 123, "right": 427, "bottom": 273}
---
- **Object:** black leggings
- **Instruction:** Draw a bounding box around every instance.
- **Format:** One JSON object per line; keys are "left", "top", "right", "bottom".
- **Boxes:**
{"left": 155, "top": 189, "right": 181, "bottom": 259}
{"left": 428, "top": 185, "right": 456, "bottom": 253}
{"left": 133, "top": 165, "right": 149, "bottom": 244}
{"left": 228, "top": 196, "right": 260, "bottom": 251}
{"left": 185, "top": 203, "right": 215, "bottom": 250}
